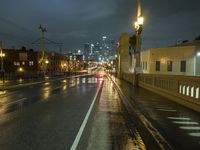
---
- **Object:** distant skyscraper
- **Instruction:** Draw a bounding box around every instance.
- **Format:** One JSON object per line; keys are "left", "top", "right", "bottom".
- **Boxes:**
{"left": 83, "top": 43, "right": 90, "bottom": 60}
{"left": 83, "top": 36, "right": 117, "bottom": 61}
{"left": 90, "top": 44, "right": 94, "bottom": 55}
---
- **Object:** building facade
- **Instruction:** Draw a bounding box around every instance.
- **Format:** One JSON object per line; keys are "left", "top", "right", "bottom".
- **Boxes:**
{"left": 140, "top": 45, "right": 200, "bottom": 76}
{"left": 1, "top": 48, "right": 70, "bottom": 75}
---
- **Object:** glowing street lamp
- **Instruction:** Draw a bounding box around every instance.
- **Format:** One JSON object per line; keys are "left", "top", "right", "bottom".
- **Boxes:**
{"left": 19, "top": 67, "right": 24, "bottom": 72}
{"left": 137, "top": 16, "right": 144, "bottom": 25}
{"left": 45, "top": 60, "right": 49, "bottom": 64}
{"left": 0, "top": 52, "right": 5, "bottom": 57}
{"left": 0, "top": 45, "right": 5, "bottom": 72}
{"left": 0, "top": 42, "right": 5, "bottom": 84}
{"left": 133, "top": 0, "right": 144, "bottom": 86}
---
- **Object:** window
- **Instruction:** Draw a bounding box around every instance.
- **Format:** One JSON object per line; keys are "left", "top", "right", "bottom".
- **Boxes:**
{"left": 156, "top": 61, "right": 160, "bottom": 71}
{"left": 22, "top": 61, "right": 25, "bottom": 65}
{"left": 145, "top": 62, "right": 147, "bottom": 70}
{"left": 29, "top": 61, "right": 34, "bottom": 66}
{"left": 14, "top": 61, "right": 20, "bottom": 66}
{"left": 180, "top": 60, "right": 186, "bottom": 72}
{"left": 167, "top": 61, "right": 173, "bottom": 72}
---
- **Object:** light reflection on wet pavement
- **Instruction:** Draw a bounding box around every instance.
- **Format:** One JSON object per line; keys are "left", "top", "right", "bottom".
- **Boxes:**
{"left": 87, "top": 78, "right": 146, "bottom": 150}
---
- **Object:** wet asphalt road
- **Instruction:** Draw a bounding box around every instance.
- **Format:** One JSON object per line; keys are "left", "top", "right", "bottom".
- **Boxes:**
{"left": 0, "top": 75, "right": 101, "bottom": 150}
{"left": 115, "top": 77, "right": 200, "bottom": 150}
{"left": 87, "top": 78, "right": 146, "bottom": 150}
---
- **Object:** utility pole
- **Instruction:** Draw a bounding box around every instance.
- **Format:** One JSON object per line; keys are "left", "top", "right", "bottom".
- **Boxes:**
{"left": 38, "top": 25, "right": 47, "bottom": 76}
{"left": 0, "top": 41, "right": 5, "bottom": 84}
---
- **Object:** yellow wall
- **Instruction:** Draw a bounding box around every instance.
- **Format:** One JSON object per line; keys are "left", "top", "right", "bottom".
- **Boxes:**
{"left": 118, "top": 33, "right": 131, "bottom": 74}
{"left": 141, "top": 46, "right": 197, "bottom": 76}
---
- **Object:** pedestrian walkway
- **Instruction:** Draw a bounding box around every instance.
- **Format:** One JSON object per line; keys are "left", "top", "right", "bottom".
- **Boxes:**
{"left": 87, "top": 78, "right": 146, "bottom": 150}
{"left": 113, "top": 76, "right": 200, "bottom": 150}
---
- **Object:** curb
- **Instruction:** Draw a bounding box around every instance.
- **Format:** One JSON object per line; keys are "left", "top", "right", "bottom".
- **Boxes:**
{"left": 107, "top": 74, "right": 174, "bottom": 150}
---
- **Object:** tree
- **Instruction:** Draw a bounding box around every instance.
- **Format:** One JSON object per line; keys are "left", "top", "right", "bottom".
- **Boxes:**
{"left": 21, "top": 46, "right": 26, "bottom": 51}
{"left": 182, "top": 40, "right": 188, "bottom": 43}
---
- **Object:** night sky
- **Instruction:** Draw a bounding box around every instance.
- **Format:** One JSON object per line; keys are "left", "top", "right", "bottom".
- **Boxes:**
{"left": 0, "top": 0, "right": 200, "bottom": 52}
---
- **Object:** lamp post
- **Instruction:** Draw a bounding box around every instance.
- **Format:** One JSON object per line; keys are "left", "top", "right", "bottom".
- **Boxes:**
{"left": 133, "top": 0, "right": 144, "bottom": 86}
{"left": 45, "top": 59, "right": 49, "bottom": 76}
{"left": 0, "top": 42, "right": 5, "bottom": 84}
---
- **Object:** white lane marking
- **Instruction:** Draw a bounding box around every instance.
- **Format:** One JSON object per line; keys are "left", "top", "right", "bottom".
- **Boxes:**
{"left": 167, "top": 117, "right": 191, "bottom": 120}
{"left": 157, "top": 109, "right": 176, "bottom": 112}
{"left": 173, "top": 121, "right": 199, "bottom": 125}
{"left": 156, "top": 106, "right": 172, "bottom": 109}
{"left": 70, "top": 85, "right": 101, "bottom": 150}
{"left": 6, "top": 97, "right": 27, "bottom": 105}
{"left": 180, "top": 126, "right": 200, "bottom": 130}
{"left": 189, "top": 133, "right": 200, "bottom": 137}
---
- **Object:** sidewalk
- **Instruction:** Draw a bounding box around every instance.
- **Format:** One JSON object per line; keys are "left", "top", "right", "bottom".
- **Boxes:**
{"left": 86, "top": 78, "right": 146, "bottom": 150}
{"left": 113, "top": 76, "right": 200, "bottom": 150}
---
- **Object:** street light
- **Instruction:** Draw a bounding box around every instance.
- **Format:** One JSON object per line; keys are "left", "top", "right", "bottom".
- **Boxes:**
{"left": 133, "top": 0, "right": 144, "bottom": 86}
{"left": 19, "top": 67, "right": 24, "bottom": 72}
{"left": 44, "top": 59, "right": 49, "bottom": 76}
{"left": 0, "top": 50, "right": 5, "bottom": 72}
{"left": 45, "top": 60, "right": 49, "bottom": 64}
{"left": 0, "top": 42, "right": 5, "bottom": 84}
{"left": 137, "top": 16, "right": 144, "bottom": 25}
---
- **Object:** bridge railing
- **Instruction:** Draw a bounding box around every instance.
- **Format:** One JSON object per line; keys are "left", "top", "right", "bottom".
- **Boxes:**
{"left": 138, "top": 74, "right": 200, "bottom": 105}
{"left": 120, "top": 72, "right": 200, "bottom": 111}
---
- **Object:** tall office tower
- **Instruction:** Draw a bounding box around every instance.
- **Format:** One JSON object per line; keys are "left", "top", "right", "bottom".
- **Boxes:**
{"left": 93, "top": 42, "right": 101, "bottom": 61}
{"left": 83, "top": 43, "right": 90, "bottom": 60}
{"left": 101, "top": 36, "right": 117, "bottom": 60}
{"left": 110, "top": 39, "right": 117, "bottom": 58}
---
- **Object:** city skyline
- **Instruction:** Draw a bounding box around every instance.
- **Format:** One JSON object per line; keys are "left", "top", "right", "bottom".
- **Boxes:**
{"left": 0, "top": 0, "right": 200, "bottom": 52}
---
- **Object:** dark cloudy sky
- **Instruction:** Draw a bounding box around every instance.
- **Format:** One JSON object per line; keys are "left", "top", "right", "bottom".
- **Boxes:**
{"left": 0, "top": 0, "right": 200, "bottom": 52}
